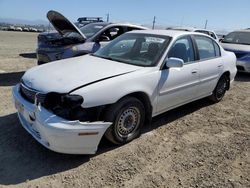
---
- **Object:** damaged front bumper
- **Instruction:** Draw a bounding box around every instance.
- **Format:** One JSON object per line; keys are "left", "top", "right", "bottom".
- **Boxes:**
{"left": 12, "top": 85, "right": 112, "bottom": 154}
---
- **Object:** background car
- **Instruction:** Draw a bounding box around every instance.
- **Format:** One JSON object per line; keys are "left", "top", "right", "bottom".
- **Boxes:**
{"left": 22, "top": 27, "right": 30, "bottom": 32}
{"left": 7, "top": 25, "right": 16, "bottom": 31}
{"left": 15, "top": 27, "right": 23, "bottom": 32}
{"left": 37, "top": 10, "right": 147, "bottom": 65}
{"left": 29, "top": 27, "right": 38, "bottom": 32}
{"left": 13, "top": 30, "right": 236, "bottom": 154}
{"left": 38, "top": 16, "right": 104, "bottom": 48}
{"left": 167, "top": 26, "right": 219, "bottom": 41}
{"left": 220, "top": 30, "right": 250, "bottom": 73}
{"left": 75, "top": 17, "right": 103, "bottom": 28}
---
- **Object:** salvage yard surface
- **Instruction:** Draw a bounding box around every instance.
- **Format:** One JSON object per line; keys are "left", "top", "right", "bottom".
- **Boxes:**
{"left": 0, "top": 31, "right": 249, "bottom": 188}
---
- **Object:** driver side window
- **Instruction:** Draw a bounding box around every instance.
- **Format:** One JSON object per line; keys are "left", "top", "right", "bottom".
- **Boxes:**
{"left": 99, "top": 27, "right": 125, "bottom": 42}
{"left": 168, "top": 36, "right": 195, "bottom": 64}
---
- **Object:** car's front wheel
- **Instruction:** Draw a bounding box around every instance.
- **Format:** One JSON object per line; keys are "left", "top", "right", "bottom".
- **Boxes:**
{"left": 104, "top": 97, "right": 145, "bottom": 145}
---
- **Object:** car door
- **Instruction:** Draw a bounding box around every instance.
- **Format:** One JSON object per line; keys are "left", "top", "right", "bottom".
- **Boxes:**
{"left": 156, "top": 35, "right": 200, "bottom": 114}
{"left": 193, "top": 35, "right": 223, "bottom": 97}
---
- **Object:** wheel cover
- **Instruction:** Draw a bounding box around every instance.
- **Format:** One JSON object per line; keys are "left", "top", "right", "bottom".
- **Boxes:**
{"left": 216, "top": 78, "right": 227, "bottom": 100}
{"left": 116, "top": 107, "right": 141, "bottom": 138}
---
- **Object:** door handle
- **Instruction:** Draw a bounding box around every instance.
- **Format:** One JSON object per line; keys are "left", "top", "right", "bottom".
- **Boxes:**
{"left": 191, "top": 70, "right": 198, "bottom": 74}
{"left": 218, "top": 64, "right": 223, "bottom": 68}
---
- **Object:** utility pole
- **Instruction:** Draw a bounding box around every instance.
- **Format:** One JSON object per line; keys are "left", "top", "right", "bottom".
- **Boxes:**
{"left": 204, "top": 19, "right": 208, "bottom": 29}
{"left": 106, "top": 13, "right": 110, "bottom": 22}
{"left": 152, "top": 16, "right": 156, "bottom": 30}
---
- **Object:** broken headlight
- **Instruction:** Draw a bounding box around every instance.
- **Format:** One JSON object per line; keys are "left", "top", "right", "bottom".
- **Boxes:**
{"left": 44, "top": 92, "right": 85, "bottom": 120}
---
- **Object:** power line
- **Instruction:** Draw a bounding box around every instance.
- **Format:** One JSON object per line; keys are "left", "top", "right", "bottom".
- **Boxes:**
{"left": 152, "top": 16, "right": 156, "bottom": 29}
{"left": 204, "top": 20, "right": 208, "bottom": 29}
{"left": 106, "top": 13, "right": 110, "bottom": 22}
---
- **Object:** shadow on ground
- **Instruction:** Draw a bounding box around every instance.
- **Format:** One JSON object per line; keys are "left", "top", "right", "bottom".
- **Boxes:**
{"left": 0, "top": 98, "right": 212, "bottom": 185}
{"left": 0, "top": 71, "right": 24, "bottom": 86}
{"left": 235, "top": 72, "right": 250, "bottom": 82}
{"left": 19, "top": 52, "right": 36, "bottom": 59}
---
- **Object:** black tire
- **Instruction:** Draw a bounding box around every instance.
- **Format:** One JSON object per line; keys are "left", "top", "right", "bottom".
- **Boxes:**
{"left": 209, "top": 74, "right": 228, "bottom": 102}
{"left": 104, "top": 97, "right": 145, "bottom": 145}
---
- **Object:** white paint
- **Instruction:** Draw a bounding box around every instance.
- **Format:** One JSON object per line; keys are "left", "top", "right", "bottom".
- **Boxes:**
{"left": 13, "top": 30, "right": 237, "bottom": 154}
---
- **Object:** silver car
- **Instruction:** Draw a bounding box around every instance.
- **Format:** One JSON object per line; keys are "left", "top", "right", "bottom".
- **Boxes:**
{"left": 37, "top": 10, "right": 147, "bottom": 65}
{"left": 221, "top": 30, "right": 250, "bottom": 73}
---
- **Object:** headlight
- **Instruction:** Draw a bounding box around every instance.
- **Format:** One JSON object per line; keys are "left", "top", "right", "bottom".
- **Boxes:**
{"left": 43, "top": 92, "right": 84, "bottom": 120}
{"left": 61, "top": 94, "right": 84, "bottom": 108}
{"left": 240, "top": 54, "right": 250, "bottom": 62}
{"left": 44, "top": 92, "right": 83, "bottom": 109}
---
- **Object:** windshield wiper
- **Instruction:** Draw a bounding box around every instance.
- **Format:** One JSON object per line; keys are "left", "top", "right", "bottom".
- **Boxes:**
{"left": 222, "top": 41, "right": 250, "bottom": 45}
{"left": 90, "top": 54, "right": 111, "bottom": 60}
{"left": 91, "top": 54, "right": 127, "bottom": 63}
{"left": 235, "top": 42, "right": 250, "bottom": 45}
{"left": 221, "top": 40, "right": 232, "bottom": 44}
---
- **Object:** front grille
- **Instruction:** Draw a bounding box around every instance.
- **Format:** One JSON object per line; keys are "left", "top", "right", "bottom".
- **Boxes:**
{"left": 20, "top": 83, "right": 46, "bottom": 104}
{"left": 237, "top": 66, "right": 245, "bottom": 71}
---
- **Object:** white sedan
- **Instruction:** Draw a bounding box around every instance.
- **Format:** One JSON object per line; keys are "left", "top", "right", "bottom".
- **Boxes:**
{"left": 12, "top": 30, "right": 237, "bottom": 154}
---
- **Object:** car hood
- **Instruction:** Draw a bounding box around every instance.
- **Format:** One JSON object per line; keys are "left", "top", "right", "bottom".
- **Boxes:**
{"left": 47, "top": 10, "right": 86, "bottom": 40}
{"left": 22, "top": 55, "right": 141, "bottom": 93}
{"left": 221, "top": 42, "right": 250, "bottom": 53}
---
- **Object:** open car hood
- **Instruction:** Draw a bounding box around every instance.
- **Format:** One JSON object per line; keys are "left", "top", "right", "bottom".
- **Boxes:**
{"left": 47, "top": 10, "right": 86, "bottom": 40}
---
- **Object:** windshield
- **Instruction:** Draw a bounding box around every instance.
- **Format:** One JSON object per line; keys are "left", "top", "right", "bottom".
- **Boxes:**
{"left": 222, "top": 31, "right": 250, "bottom": 45}
{"left": 65, "top": 23, "right": 106, "bottom": 39}
{"left": 93, "top": 33, "right": 171, "bottom": 67}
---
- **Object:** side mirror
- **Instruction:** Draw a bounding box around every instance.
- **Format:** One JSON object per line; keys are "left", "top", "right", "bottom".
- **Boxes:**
{"left": 97, "top": 35, "right": 110, "bottom": 42}
{"left": 166, "top": 57, "right": 184, "bottom": 68}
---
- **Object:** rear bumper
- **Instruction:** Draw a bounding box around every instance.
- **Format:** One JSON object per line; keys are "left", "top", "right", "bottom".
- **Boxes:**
{"left": 12, "top": 85, "right": 112, "bottom": 154}
{"left": 236, "top": 60, "right": 250, "bottom": 73}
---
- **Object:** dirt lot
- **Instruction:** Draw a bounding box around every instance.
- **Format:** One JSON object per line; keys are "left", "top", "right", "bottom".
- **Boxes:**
{"left": 0, "top": 31, "right": 249, "bottom": 188}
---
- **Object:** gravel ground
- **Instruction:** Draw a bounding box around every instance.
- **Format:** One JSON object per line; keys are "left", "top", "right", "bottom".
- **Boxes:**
{"left": 0, "top": 31, "right": 249, "bottom": 188}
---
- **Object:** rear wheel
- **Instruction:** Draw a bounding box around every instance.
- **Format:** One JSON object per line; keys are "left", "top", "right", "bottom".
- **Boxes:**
{"left": 104, "top": 97, "right": 145, "bottom": 145}
{"left": 209, "top": 75, "right": 228, "bottom": 102}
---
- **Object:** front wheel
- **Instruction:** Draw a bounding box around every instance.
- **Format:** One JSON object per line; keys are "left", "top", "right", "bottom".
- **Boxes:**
{"left": 104, "top": 97, "right": 145, "bottom": 145}
{"left": 209, "top": 75, "right": 228, "bottom": 102}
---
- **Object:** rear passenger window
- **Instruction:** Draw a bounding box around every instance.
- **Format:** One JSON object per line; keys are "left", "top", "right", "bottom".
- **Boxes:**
{"left": 213, "top": 41, "right": 221, "bottom": 57}
{"left": 127, "top": 27, "right": 143, "bottom": 32}
{"left": 194, "top": 36, "right": 217, "bottom": 60}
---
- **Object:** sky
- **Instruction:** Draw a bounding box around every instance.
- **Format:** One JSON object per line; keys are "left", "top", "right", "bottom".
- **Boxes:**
{"left": 0, "top": 0, "right": 250, "bottom": 32}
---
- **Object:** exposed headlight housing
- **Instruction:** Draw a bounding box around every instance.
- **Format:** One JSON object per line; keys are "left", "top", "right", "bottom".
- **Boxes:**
{"left": 44, "top": 92, "right": 84, "bottom": 120}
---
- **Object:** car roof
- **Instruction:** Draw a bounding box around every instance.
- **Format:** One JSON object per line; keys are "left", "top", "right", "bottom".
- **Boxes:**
{"left": 167, "top": 26, "right": 215, "bottom": 33}
{"left": 167, "top": 26, "right": 196, "bottom": 32}
{"left": 128, "top": 29, "right": 200, "bottom": 38}
{"left": 230, "top": 29, "right": 250, "bottom": 33}
{"left": 83, "top": 22, "right": 147, "bottom": 29}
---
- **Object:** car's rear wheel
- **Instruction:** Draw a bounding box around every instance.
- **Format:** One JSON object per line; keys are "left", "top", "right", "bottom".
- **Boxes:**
{"left": 104, "top": 97, "right": 145, "bottom": 145}
{"left": 209, "top": 74, "right": 228, "bottom": 102}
